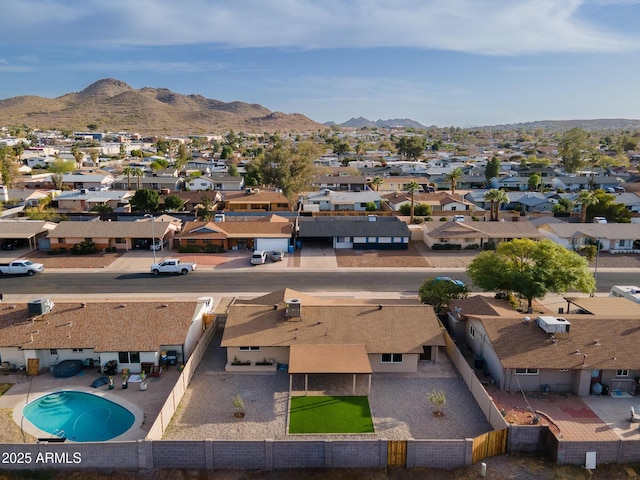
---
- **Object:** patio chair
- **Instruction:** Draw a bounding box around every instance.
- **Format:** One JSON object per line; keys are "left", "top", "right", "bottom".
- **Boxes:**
{"left": 630, "top": 406, "right": 640, "bottom": 422}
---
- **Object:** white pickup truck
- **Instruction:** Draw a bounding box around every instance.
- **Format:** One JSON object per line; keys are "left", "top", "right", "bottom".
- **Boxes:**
{"left": 150, "top": 259, "right": 197, "bottom": 275}
{"left": 0, "top": 259, "right": 45, "bottom": 276}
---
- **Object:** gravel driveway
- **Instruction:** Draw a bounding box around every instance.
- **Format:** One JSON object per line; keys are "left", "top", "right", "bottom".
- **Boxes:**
{"left": 164, "top": 331, "right": 491, "bottom": 441}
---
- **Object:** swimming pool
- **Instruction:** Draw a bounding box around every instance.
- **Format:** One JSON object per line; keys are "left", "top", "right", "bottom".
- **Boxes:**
{"left": 23, "top": 391, "right": 135, "bottom": 441}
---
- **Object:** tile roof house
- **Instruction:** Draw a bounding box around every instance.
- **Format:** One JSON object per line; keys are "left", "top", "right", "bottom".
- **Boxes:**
{"left": 537, "top": 222, "right": 640, "bottom": 253}
{"left": 298, "top": 215, "right": 410, "bottom": 249}
{"left": 422, "top": 220, "right": 542, "bottom": 249}
{"left": 177, "top": 215, "right": 293, "bottom": 252}
{"left": 46, "top": 219, "right": 179, "bottom": 251}
{"left": 0, "top": 297, "right": 214, "bottom": 374}
{"left": 448, "top": 295, "right": 640, "bottom": 396}
{"left": 221, "top": 289, "right": 445, "bottom": 376}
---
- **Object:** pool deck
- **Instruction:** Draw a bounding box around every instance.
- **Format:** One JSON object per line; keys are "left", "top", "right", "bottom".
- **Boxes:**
{"left": 0, "top": 366, "right": 181, "bottom": 442}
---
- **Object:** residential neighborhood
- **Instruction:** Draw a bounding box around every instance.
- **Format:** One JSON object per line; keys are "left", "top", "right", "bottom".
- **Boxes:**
{"left": 2, "top": 122, "right": 640, "bottom": 477}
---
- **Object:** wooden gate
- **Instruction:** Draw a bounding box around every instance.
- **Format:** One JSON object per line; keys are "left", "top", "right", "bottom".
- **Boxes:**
{"left": 27, "top": 358, "right": 40, "bottom": 376}
{"left": 472, "top": 428, "right": 508, "bottom": 463}
{"left": 387, "top": 440, "right": 407, "bottom": 467}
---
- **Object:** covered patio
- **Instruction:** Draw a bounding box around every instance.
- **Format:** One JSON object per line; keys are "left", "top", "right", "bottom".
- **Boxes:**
{"left": 288, "top": 344, "right": 372, "bottom": 396}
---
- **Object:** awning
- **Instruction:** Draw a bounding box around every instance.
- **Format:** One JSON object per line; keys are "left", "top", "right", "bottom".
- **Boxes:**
{"left": 288, "top": 344, "right": 372, "bottom": 374}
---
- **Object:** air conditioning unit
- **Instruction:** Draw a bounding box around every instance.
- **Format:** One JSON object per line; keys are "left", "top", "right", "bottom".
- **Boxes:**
{"left": 536, "top": 315, "right": 571, "bottom": 334}
{"left": 28, "top": 298, "right": 55, "bottom": 317}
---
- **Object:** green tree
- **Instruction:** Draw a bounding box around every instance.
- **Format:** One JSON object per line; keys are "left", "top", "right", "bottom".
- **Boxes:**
{"left": 164, "top": 194, "right": 185, "bottom": 211}
{"left": 333, "top": 142, "right": 351, "bottom": 156}
{"left": 130, "top": 189, "right": 160, "bottom": 212}
{"left": 371, "top": 176, "right": 383, "bottom": 191}
{"left": 49, "top": 159, "right": 75, "bottom": 174}
{"left": 228, "top": 163, "right": 239, "bottom": 177}
{"left": 365, "top": 202, "right": 377, "bottom": 212}
{"left": 445, "top": 168, "right": 463, "bottom": 195}
{"left": 528, "top": 173, "right": 541, "bottom": 191}
{"left": 396, "top": 136, "right": 426, "bottom": 159}
{"left": 221, "top": 145, "right": 233, "bottom": 160}
{"left": 418, "top": 278, "right": 468, "bottom": 313}
{"left": 90, "top": 204, "right": 114, "bottom": 214}
{"left": 87, "top": 123, "right": 99, "bottom": 131}
{"left": 577, "top": 190, "right": 599, "bottom": 223}
{"left": 588, "top": 189, "right": 632, "bottom": 223}
{"left": 559, "top": 128, "right": 589, "bottom": 173}
{"left": 118, "top": 143, "right": 127, "bottom": 160}
{"left": 175, "top": 143, "right": 190, "bottom": 169}
{"left": 467, "top": 239, "right": 595, "bottom": 311}
{"left": 132, "top": 167, "right": 145, "bottom": 190}
{"left": 405, "top": 181, "right": 422, "bottom": 224}
{"left": 0, "top": 145, "right": 17, "bottom": 187}
{"left": 259, "top": 141, "right": 320, "bottom": 200}
{"left": 399, "top": 203, "right": 431, "bottom": 217}
{"left": 122, "top": 166, "right": 134, "bottom": 189}
{"left": 552, "top": 197, "right": 574, "bottom": 214}
{"left": 485, "top": 156, "right": 500, "bottom": 181}
{"left": 484, "top": 189, "right": 509, "bottom": 221}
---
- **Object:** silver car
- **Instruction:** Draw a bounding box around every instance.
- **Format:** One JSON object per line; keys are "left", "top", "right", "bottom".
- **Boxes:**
{"left": 270, "top": 251, "right": 285, "bottom": 262}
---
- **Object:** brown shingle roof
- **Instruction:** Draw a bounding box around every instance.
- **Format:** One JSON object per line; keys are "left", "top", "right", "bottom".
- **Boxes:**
{"left": 0, "top": 220, "right": 56, "bottom": 238}
{"left": 476, "top": 314, "right": 640, "bottom": 370}
{"left": 0, "top": 301, "right": 197, "bottom": 352}
{"left": 425, "top": 220, "right": 541, "bottom": 239}
{"left": 179, "top": 218, "right": 293, "bottom": 239}
{"left": 47, "top": 220, "right": 174, "bottom": 239}
{"left": 222, "top": 292, "right": 444, "bottom": 354}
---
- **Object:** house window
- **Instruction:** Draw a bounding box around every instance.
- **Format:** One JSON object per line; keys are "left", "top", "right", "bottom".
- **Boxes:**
{"left": 381, "top": 353, "right": 403, "bottom": 363}
{"left": 118, "top": 351, "right": 141, "bottom": 364}
{"left": 619, "top": 240, "right": 628, "bottom": 247}
{"left": 59, "top": 238, "right": 66, "bottom": 244}
{"left": 72, "top": 348, "right": 84, "bottom": 352}
{"left": 115, "top": 238, "right": 126, "bottom": 244}
{"left": 469, "top": 325, "right": 475, "bottom": 338}
{"left": 451, "top": 206, "right": 457, "bottom": 211}
{"left": 49, "top": 349, "right": 58, "bottom": 355}
{"left": 617, "top": 369, "right": 629, "bottom": 377}
{"left": 515, "top": 368, "right": 539, "bottom": 375}
{"left": 85, "top": 238, "right": 92, "bottom": 242}
{"left": 187, "top": 239, "right": 196, "bottom": 244}
{"left": 203, "top": 239, "right": 212, "bottom": 244}
{"left": 239, "top": 346, "right": 260, "bottom": 351}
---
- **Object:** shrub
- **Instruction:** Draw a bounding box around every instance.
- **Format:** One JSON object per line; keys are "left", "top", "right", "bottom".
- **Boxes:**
{"left": 439, "top": 217, "right": 447, "bottom": 222}
{"left": 483, "top": 242, "right": 497, "bottom": 250}
{"left": 47, "top": 248, "right": 66, "bottom": 255}
{"left": 203, "top": 244, "right": 225, "bottom": 253}
{"left": 471, "top": 216, "right": 479, "bottom": 221}
{"left": 71, "top": 240, "right": 97, "bottom": 255}
{"left": 412, "top": 217, "right": 424, "bottom": 224}
{"left": 464, "top": 243, "right": 479, "bottom": 250}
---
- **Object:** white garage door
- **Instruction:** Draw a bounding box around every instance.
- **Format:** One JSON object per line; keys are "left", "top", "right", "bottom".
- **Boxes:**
{"left": 255, "top": 238, "right": 289, "bottom": 252}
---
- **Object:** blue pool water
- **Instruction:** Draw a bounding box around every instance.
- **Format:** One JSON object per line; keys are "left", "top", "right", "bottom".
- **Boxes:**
{"left": 23, "top": 391, "right": 135, "bottom": 441}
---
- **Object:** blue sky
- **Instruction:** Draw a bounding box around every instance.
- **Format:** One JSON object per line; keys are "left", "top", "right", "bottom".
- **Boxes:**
{"left": 1, "top": 0, "right": 640, "bottom": 127}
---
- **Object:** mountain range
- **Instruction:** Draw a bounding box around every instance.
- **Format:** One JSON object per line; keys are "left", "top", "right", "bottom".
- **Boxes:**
{"left": 327, "top": 117, "right": 428, "bottom": 129}
{"left": 0, "top": 78, "right": 323, "bottom": 134}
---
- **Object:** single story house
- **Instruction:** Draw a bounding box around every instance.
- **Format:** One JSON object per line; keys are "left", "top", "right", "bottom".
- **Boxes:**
{"left": 300, "top": 189, "right": 381, "bottom": 212}
{"left": 221, "top": 289, "right": 445, "bottom": 376}
{"left": 112, "top": 175, "right": 184, "bottom": 191}
{"left": 23, "top": 173, "right": 114, "bottom": 191}
{"left": 186, "top": 175, "right": 244, "bottom": 192}
{"left": 383, "top": 192, "right": 477, "bottom": 214}
{"left": 298, "top": 215, "right": 410, "bottom": 249}
{"left": 177, "top": 215, "right": 293, "bottom": 252}
{"left": 46, "top": 219, "right": 179, "bottom": 251}
{"left": 422, "top": 220, "right": 542, "bottom": 249}
{"left": 310, "top": 175, "right": 368, "bottom": 192}
{"left": 53, "top": 189, "right": 134, "bottom": 212}
{"left": 537, "top": 222, "right": 640, "bottom": 253}
{"left": 0, "top": 220, "right": 57, "bottom": 250}
{"left": 448, "top": 295, "right": 640, "bottom": 396}
{"left": 0, "top": 297, "right": 214, "bottom": 374}
{"left": 222, "top": 188, "right": 292, "bottom": 212}
{"left": 161, "top": 191, "right": 223, "bottom": 213}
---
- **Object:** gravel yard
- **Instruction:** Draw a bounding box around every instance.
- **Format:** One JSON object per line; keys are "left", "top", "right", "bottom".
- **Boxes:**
{"left": 164, "top": 331, "right": 491, "bottom": 441}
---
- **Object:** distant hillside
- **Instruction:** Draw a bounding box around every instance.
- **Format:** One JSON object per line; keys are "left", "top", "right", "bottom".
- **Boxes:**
{"left": 0, "top": 78, "right": 323, "bottom": 134}
{"left": 485, "top": 119, "right": 640, "bottom": 132}
{"left": 330, "top": 117, "right": 427, "bottom": 129}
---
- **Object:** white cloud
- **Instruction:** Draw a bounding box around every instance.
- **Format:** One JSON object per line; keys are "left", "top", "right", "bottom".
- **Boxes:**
{"left": 2, "top": 0, "right": 639, "bottom": 54}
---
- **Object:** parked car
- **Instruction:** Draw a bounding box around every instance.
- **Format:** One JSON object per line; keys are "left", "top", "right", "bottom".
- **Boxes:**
{"left": 434, "top": 276, "right": 466, "bottom": 288}
{"left": 150, "top": 259, "right": 196, "bottom": 275}
{"left": 251, "top": 250, "right": 268, "bottom": 265}
{"left": 150, "top": 240, "right": 168, "bottom": 251}
{"left": 134, "top": 239, "right": 150, "bottom": 249}
{"left": 270, "top": 251, "right": 285, "bottom": 262}
{"left": 1, "top": 239, "right": 25, "bottom": 250}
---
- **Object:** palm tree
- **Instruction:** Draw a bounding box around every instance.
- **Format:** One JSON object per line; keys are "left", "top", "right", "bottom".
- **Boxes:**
{"left": 405, "top": 181, "right": 422, "bottom": 224}
{"left": 132, "top": 167, "right": 145, "bottom": 190}
{"left": 577, "top": 190, "right": 598, "bottom": 223}
{"left": 445, "top": 168, "right": 463, "bottom": 195}
{"left": 484, "top": 189, "right": 510, "bottom": 221}
{"left": 122, "top": 166, "right": 133, "bottom": 190}
{"left": 371, "top": 176, "right": 383, "bottom": 191}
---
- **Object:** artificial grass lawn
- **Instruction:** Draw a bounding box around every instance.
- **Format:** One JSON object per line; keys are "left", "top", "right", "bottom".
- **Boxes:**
{"left": 289, "top": 396, "right": 374, "bottom": 434}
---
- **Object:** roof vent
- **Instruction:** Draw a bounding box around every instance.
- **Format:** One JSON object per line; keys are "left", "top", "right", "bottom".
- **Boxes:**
{"left": 28, "top": 298, "right": 54, "bottom": 317}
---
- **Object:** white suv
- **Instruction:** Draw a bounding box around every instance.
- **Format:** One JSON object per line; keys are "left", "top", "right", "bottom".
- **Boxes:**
{"left": 250, "top": 250, "right": 267, "bottom": 265}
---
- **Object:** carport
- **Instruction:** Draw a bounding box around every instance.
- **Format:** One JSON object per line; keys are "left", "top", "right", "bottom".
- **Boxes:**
{"left": 288, "top": 344, "right": 372, "bottom": 396}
